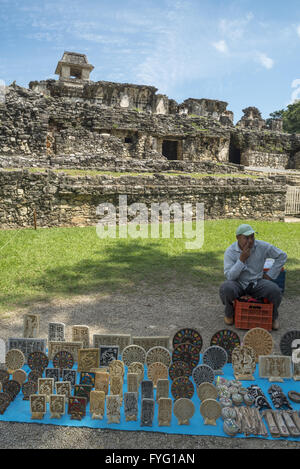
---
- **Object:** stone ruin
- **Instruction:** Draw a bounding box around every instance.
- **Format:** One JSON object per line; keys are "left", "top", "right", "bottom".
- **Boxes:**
{"left": 0, "top": 51, "right": 299, "bottom": 228}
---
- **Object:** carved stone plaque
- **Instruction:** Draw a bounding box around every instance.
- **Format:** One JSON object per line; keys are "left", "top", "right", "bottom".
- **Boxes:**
{"left": 74, "top": 384, "right": 92, "bottom": 402}
{"left": 128, "top": 362, "right": 144, "bottom": 384}
{"left": 110, "top": 375, "right": 123, "bottom": 403}
{"left": 132, "top": 336, "right": 170, "bottom": 352}
{"left": 12, "top": 369, "right": 27, "bottom": 385}
{"left": 7, "top": 338, "right": 47, "bottom": 361}
{"left": 45, "top": 368, "right": 60, "bottom": 383}
{"left": 68, "top": 396, "right": 87, "bottom": 420}
{"left": 80, "top": 371, "right": 96, "bottom": 387}
{"left": 22, "top": 380, "right": 38, "bottom": 400}
{"left": 5, "top": 349, "right": 25, "bottom": 372}
{"left": 280, "top": 330, "right": 300, "bottom": 356}
{"left": 259, "top": 355, "right": 292, "bottom": 382}
{"left": 23, "top": 314, "right": 40, "bottom": 338}
{"left": 146, "top": 346, "right": 171, "bottom": 369}
{"left": 48, "top": 341, "right": 83, "bottom": 361}
{"left": 30, "top": 394, "right": 46, "bottom": 419}
{"left": 77, "top": 348, "right": 100, "bottom": 372}
{"left": 141, "top": 398, "right": 155, "bottom": 427}
{"left": 232, "top": 345, "right": 256, "bottom": 380}
{"left": 62, "top": 369, "right": 77, "bottom": 386}
{"left": 158, "top": 397, "right": 172, "bottom": 426}
{"left": 109, "top": 360, "right": 125, "bottom": 379}
{"left": 99, "top": 346, "right": 119, "bottom": 367}
{"left": 48, "top": 322, "right": 65, "bottom": 342}
{"left": 173, "top": 398, "right": 195, "bottom": 425}
{"left": 156, "top": 379, "right": 169, "bottom": 401}
{"left": 72, "top": 325, "right": 90, "bottom": 348}
{"left": 3, "top": 379, "right": 21, "bottom": 400}
{"left": 106, "top": 395, "right": 121, "bottom": 424}
{"left": 141, "top": 380, "right": 154, "bottom": 400}
{"left": 38, "top": 378, "right": 54, "bottom": 401}
{"left": 127, "top": 373, "right": 139, "bottom": 393}
{"left": 197, "top": 382, "right": 218, "bottom": 401}
{"left": 90, "top": 390, "right": 105, "bottom": 419}
{"left": 50, "top": 394, "right": 65, "bottom": 418}
{"left": 95, "top": 372, "right": 109, "bottom": 394}
{"left": 243, "top": 327, "right": 274, "bottom": 362}
{"left": 200, "top": 398, "right": 221, "bottom": 426}
{"left": 147, "top": 362, "right": 168, "bottom": 388}
{"left": 93, "top": 334, "right": 131, "bottom": 353}
{"left": 124, "top": 392, "right": 138, "bottom": 421}
{"left": 122, "top": 345, "right": 146, "bottom": 367}
{"left": 0, "top": 392, "right": 11, "bottom": 414}
{"left": 55, "top": 381, "right": 71, "bottom": 398}
{"left": 0, "top": 370, "right": 9, "bottom": 385}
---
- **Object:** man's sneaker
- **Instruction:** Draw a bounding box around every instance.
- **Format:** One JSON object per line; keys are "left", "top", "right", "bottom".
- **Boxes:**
{"left": 224, "top": 316, "right": 234, "bottom": 326}
{"left": 272, "top": 319, "right": 280, "bottom": 330}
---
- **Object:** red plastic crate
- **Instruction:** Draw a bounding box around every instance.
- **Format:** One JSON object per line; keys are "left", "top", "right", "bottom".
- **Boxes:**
{"left": 234, "top": 299, "right": 273, "bottom": 331}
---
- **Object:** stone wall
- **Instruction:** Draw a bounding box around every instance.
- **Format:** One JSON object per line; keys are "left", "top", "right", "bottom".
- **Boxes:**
{"left": 0, "top": 169, "right": 286, "bottom": 229}
{"left": 241, "top": 150, "right": 289, "bottom": 169}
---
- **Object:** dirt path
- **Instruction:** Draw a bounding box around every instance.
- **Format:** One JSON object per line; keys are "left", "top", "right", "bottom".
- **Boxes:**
{"left": 0, "top": 283, "right": 299, "bottom": 449}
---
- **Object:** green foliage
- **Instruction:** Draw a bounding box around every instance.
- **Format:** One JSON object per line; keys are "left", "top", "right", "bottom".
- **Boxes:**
{"left": 270, "top": 101, "right": 300, "bottom": 133}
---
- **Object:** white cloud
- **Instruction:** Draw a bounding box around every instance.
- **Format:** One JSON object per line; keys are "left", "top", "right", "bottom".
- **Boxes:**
{"left": 212, "top": 40, "right": 229, "bottom": 54}
{"left": 297, "top": 25, "right": 300, "bottom": 37}
{"left": 257, "top": 53, "right": 274, "bottom": 70}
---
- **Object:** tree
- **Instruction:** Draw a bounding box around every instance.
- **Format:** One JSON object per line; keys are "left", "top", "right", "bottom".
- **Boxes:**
{"left": 270, "top": 101, "right": 300, "bottom": 133}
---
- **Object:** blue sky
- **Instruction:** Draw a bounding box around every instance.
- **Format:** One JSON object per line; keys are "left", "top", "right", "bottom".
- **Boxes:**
{"left": 1, "top": 0, "right": 300, "bottom": 122}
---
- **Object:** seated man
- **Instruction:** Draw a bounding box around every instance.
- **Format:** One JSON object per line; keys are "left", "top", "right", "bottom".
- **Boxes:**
{"left": 219, "top": 224, "right": 287, "bottom": 330}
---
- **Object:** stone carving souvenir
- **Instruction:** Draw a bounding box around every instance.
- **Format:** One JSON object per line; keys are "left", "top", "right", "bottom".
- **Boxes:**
{"left": 197, "top": 382, "right": 218, "bottom": 401}
{"left": 288, "top": 391, "right": 300, "bottom": 403}
{"left": 280, "top": 330, "right": 300, "bottom": 356}
{"left": 128, "top": 362, "right": 144, "bottom": 384}
{"left": 122, "top": 345, "right": 146, "bottom": 367}
{"left": 171, "top": 376, "right": 194, "bottom": 400}
{"left": 124, "top": 392, "right": 138, "bottom": 421}
{"left": 28, "top": 369, "right": 43, "bottom": 383}
{"left": 109, "top": 360, "right": 125, "bottom": 379}
{"left": 30, "top": 394, "right": 46, "bottom": 420}
{"left": 221, "top": 407, "right": 237, "bottom": 420}
{"left": 110, "top": 375, "right": 123, "bottom": 403}
{"left": 192, "top": 365, "right": 215, "bottom": 387}
{"left": 48, "top": 341, "right": 83, "bottom": 361}
{"left": 282, "top": 411, "right": 300, "bottom": 437}
{"left": 5, "top": 349, "right": 25, "bottom": 372}
{"left": 156, "top": 379, "right": 169, "bottom": 401}
{"left": 68, "top": 396, "right": 87, "bottom": 420}
{"left": 0, "top": 392, "right": 11, "bottom": 414}
{"left": 23, "top": 314, "right": 40, "bottom": 338}
{"left": 231, "top": 345, "right": 256, "bottom": 380}
{"left": 62, "top": 369, "right": 77, "bottom": 386}
{"left": 27, "top": 351, "right": 49, "bottom": 371}
{"left": 173, "top": 398, "right": 195, "bottom": 425}
{"left": 99, "top": 346, "right": 119, "bottom": 367}
{"left": 50, "top": 394, "right": 65, "bottom": 419}
{"left": 259, "top": 355, "right": 292, "bottom": 382}
{"left": 219, "top": 397, "right": 232, "bottom": 408}
{"left": 169, "top": 361, "right": 191, "bottom": 380}
{"left": 48, "top": 322, "right": 65, "bottom": 342}
{"left": 202, "top": 346, "right": 228, "bottom": 375}
{"left": 147, "top": 362, "right": 168, "bottom": 388}
{"left": 127, "top": 373, "right": 139, "bottom": 393}
{"left": 95, "top": 372, "right": 109, "bottom": 394}
{"left": 158, "top": 397, "right": 172, "bottom": 426}
{"left": 141, "top": 380, "right": 154, "bottom": 400}
{"left": 243, "top": 327, "right": 274, "bottom": 362}
{"left": 53, "top": 350, "right": 74, "bottom": 370}
{"left": 223, "top": 418, "right": 240, "bottom": 436}
{"left": 141, "top": 398, "right": 155, "bottom": 427}
{"left": 291, "top": 411, "right": 300, "bottom": 432}
{"left": 272, "top": 410, "right": 290, "bottom": 437}
{"left": 72, "top": 325, "right": 90, "bottom": 348}
{"left": 0, "top": 370, "right": 9, "bottom": 385}
{"left": 38, "top": 378, "right": 54, "bottom": 401}
{"left": 293, "top": 361, "right": 300, "bottom": 381}
{"left": 77, "top": 348, "right": 100, "bottom": 372}
{"left": 244, "top": 393, "right": 255, "bottom": 406}
{"left": 90, "top": 390, "right": 105, "bottom": 419}
{"left": 171, "top": 343, "right": 200, "bottom": 372}
{"left": 262, "top": 409, "right": 280, "bottom": 438}
{"left": 200, "top": 398, "right": 221, "bottom": 426}
{"left": 93, "top": 334, "right": 131, "bottom": 354}
{"left": 7, "top": 338, "right": 47, "bottom": 361}
{"left": 106, "top": 395, "right": 121, "bottom": 424}
{"left": 268, "top": 384, "right": 292, "bottom": 410}
{"left": 232, "top": 393, "right": 243, "bottom": 406}
{"left": 12, "top": 369, "right": 27, "bottom": 386}
{"left": 74, "top": 384, "right": 92, "bottom": 402}
{"left": 146, "top": 346, "right": 171, "bottom": 369}
{"left": 132, "top": 336, "right": 170, "bottom": 352}
{"left": 45, "top": 368, "right": 60, "bottom": 383}
{"left": 3, "top": 380, "right": 21, "bottom": 400}
{"left": 172, "top": 328, "right": 203, "bottom": 351}
{"left": 247, "top": 385, "right": 271, "bottom": 411}
{"left": 22, "top": 380, "right": 38, "bottom": 400}
{"left": 55, "top": 381, "right": 71, "bottom": 398}
{"left": 80, "top": 371, "right": 95, "bottom": 387}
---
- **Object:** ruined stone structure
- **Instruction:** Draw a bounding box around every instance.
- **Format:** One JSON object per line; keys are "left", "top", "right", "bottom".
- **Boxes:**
{"left": 0, "top": 51, "right": 298, "bottom": 227}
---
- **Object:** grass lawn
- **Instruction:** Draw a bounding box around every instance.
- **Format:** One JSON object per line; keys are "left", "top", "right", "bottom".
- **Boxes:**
{"left": 0, "top": 219, "right": 299, "bottom": 313}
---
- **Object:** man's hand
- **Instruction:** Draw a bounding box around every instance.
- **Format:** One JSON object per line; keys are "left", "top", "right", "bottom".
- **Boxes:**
{"left": 263, "top": 273, "right": 272, "bottom": 281}
{"left": 240, "top": 241, "right": 251, "bottom": 263}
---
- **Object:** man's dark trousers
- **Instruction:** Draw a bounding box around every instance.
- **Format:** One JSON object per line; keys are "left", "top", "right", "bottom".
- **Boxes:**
{"left": 219, "top": 279, "right": 282, "bottom": 320}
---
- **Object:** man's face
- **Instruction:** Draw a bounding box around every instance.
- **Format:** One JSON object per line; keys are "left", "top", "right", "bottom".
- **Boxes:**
{"left": 237, "top": 233, "right": 255, "bottom": 250}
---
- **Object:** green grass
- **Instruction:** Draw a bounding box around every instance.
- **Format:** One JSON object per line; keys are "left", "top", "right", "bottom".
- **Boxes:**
{"left": 0, "top": 220, "right": 299, "bottom": 313}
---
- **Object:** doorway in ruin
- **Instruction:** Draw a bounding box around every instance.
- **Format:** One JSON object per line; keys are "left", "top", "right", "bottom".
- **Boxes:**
{"left": 162, "top": 140, "right": 178, "bottom": 160}
{"left": 229, "top": 139, "right": 241, "bottom": 164}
